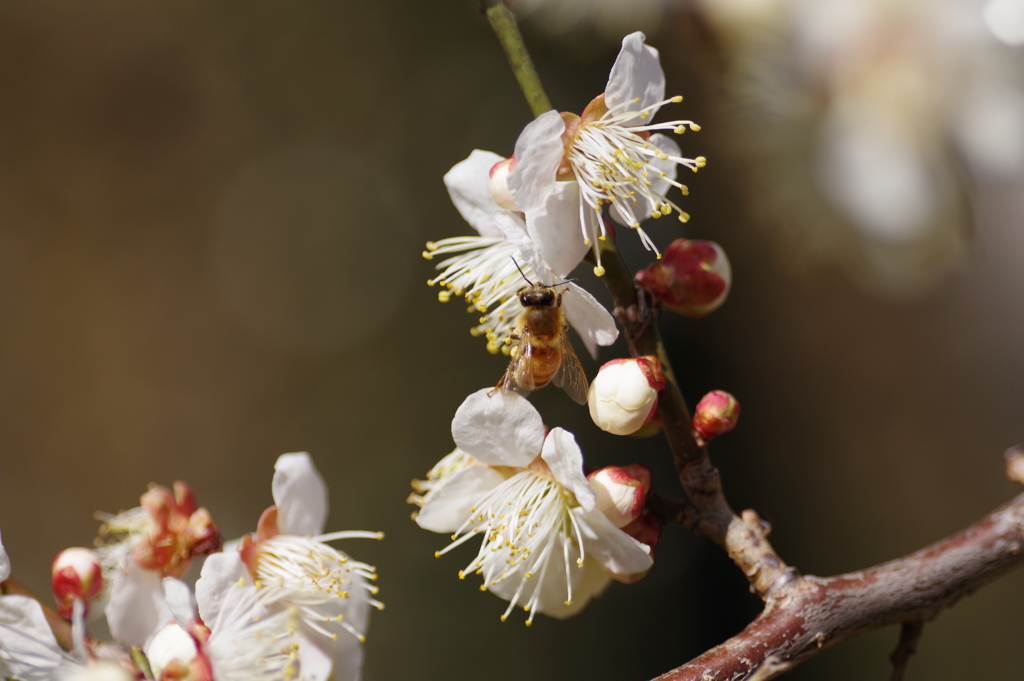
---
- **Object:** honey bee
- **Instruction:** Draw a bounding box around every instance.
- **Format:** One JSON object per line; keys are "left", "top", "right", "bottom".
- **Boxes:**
{"left": 491, "top": 266, "right": 589, "bottom": 405}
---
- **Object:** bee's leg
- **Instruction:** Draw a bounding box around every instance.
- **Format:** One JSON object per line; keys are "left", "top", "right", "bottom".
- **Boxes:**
{"left": 556, "top": 290, "right": 564, "bottom": 307}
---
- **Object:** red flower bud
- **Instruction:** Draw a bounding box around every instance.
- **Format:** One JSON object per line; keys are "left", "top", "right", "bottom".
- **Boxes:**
{"left": 693, "top": 390, "right": 740, "bottom": 440}
{"left": 51, "top": 547, "right": 103, "bottom": 618}
{"left": 635, "top": 239, "right": 731, "bottom": 318}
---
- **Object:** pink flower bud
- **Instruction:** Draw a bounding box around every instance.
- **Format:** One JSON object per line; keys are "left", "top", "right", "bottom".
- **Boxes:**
{"left": 587, "top": 465, "right": 650, "bottom": 528}
{"left": 588, "top": 356, "right": 666, "bottom": 436}
{"left": 51, "top": 547, "right": 103, "bottom": 618}
{"left": 693, "top": 390, "right": 740, "bottom": 440}
{"left": 488, "top": 157, "right": 519, "bottom": 211}
{"left": 635, "top": 239, "right": 731, "bottom": 318}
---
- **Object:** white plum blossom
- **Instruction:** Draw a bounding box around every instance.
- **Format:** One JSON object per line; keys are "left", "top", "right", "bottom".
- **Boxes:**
{"left": 412, "top": 389, "right": 653, "bottom": 625}
{"left": 508, "top": 32, "right": 705, "bottom": 273}
{"left": 196, "top": 453, "right": 381, "bottom": 681}
{"left": 424, "top": 150, "right": 618, "bottom": 357}
{"left": 146, "top": 578, "right": 300, "bottom": 681}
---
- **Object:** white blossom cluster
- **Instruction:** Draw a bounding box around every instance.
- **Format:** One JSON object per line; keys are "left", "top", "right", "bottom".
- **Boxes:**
{"left": 0, "top": 453, "right": 381, "bottom": 681}
{"left": 414, "top": 32, "right": 705, "bottom": 623}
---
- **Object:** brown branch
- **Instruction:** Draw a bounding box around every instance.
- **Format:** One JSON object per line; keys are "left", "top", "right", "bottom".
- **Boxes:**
{"left": 653, "top": 489, "right": 1024, "bottom": 680}
{"left": 888, "top": 622, "right": 924, "bottom": 681}
{"left": 599, "top": 242, "right": 790, "bottom": 598}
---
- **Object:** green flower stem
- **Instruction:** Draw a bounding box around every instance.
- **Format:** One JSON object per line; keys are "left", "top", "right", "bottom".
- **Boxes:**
{"left": 481, "top": 0, "right": 553, "bottom": 117}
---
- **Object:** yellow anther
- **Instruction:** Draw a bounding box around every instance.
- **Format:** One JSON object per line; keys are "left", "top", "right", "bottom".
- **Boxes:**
{"left": 525, "top": 620, "right": 532, "bottom": 627}
{"left": 500, "top": 615, "right": 508, "bottom": 622}
{"left": 661, "top": 204, "right": 672, "bottom": 215}
{"left": 479, "top": 585, "right": 488, "bottom": 592}
{"left": 656, "top": 253, "right": 663, "bottom": 259}
{"left": 421, "top": 251, "right": 433, "bottom": 260}
{"left": 438, "top": 291, "right": 450, "bottom": 303}
{"left": 486, "top": 342, "right": 500, "bottom": 355}
{"left": 689, "top": 123, "right": 701, "bottom": 132}
{"left": 633, "top": 97, "right": 642, "bottom": 103}
{"left": 598, "top": 235, "right": 607, "bottom": 241}
{"left": 564, "top": 600, "right": 573, "bottom": 606}
{"left": 583, "top": 237, "right": 591, "bottom": 245}
{"left": 434, "top": 551, "right": 441, "bottom": 558}
{"left": 681, "top": 186, "right": 690, "bottom": 196}
{"left": 674, "top": 125, "right": 687, "bottom": 134}
{"left": 679, "top": 212, "right": 691, "bottom": 223}
{"left": 425, "top": 241, "right": 437, "bottom": 250}
{"left": 651, "top": 210, "right": 662, "bottom": 219}
{"left": 695, "top": 156, "right": 707, "bottom": 167}
{"left": 469, "top": 327, "right": 483, "bottom": 337}
{"left": 630, "top": 223, "right": 640, "bottom": 229}
{"left": 426, "top": 279, "right": 435, "bottom": 286}
{"left": 594, "top": 265, "right": 606, "bottom": 277}
{"left": 640, "top": 111, "right": 650, "bottom": 119}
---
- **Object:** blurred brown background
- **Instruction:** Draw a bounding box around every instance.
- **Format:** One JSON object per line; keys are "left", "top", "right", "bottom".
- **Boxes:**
{"left": 0, "top": 2, "right": 1022, "bottom": 680}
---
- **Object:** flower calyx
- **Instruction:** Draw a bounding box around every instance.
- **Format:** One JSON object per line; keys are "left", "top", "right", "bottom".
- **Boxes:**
{"left": 635, "top": 238, "right": 731, "bottom": 318}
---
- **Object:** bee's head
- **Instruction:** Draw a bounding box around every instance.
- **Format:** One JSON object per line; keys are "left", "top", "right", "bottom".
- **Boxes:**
{"left": 518, "top": 285, "right": 555, "bottom": 307}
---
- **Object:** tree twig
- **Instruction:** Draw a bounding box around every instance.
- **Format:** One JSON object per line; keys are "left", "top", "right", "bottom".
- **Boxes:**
{"left": 652, "top": 490, "right": 1024, "bottom": 680}
{"left": 480, "top": 0, "right": 553, "bottom": 118}
{"left": 889, "top": 622, "right": 924, "bottom": 681}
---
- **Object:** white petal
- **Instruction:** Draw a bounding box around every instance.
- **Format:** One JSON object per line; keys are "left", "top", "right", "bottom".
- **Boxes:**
{"left": 494, "top": 211, "right": 548, "bottom": 282}
{"left": 605, "top": 32, "right": 666, "bottom": 126}
{"left": 195, "top": 552, "right": 251, "bottom": 627}
{"left": 574, "top": 506, "right": 653, "bottom": 576}
{"left": 509, "top": 110, "right": 566, "bottom": 212}
{"left": 416, "top": 466, "right": 505, "bottom": 533}
{"left": 161, "top": 578, "right": 197, "bottom": 626}
{"left": 0, "top": 531, "right": 9, "bottom": 583}
{"left": 451, "top": 388, "right": 545, "bottom": 467}
{"left": 524, "top": 181, "right": 588, "bottom": 280}
{"left": 297, "top": 636, "right": 334, "bottom": 681}
{"left": 540, "top": 428, "right": 596, "bottom": 512}
{"left": 538, "top": 557, "right": 611, "bottom": 620}
{"left": 0, "top": 595, "right": 64, "bottom": 676}
{"left": 562, "top": 283, "right": 619, "bottom": 359}
{"left": 300, "top": 600, "right": 366, "bottom": 681}
{"left": 443, "top": 150, "right": 507, "bottom": 238}
{"left": 274, "top": 452, "right": 329, "bottom": 537}
{"left": 105, "top": 562, "right": 171, "bottom": 647}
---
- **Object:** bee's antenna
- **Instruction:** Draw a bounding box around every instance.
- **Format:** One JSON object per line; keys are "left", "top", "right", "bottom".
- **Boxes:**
{"left": 552, "top": 278, "right": 578, "bottom": 287}
{"left": 510, "top": 256, "right": 534, "bottom": 285}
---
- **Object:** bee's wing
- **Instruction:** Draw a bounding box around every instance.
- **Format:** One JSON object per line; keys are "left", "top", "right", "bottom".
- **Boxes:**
{"left": 552, "top": 330, "right": 589, "bottom": 405}
{"left": 498, "top": 327, "right": 538, "bottom": 399}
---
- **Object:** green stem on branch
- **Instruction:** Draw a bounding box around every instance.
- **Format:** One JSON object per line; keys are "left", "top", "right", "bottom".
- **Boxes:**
{"left": 481, "top": 0, "right": 553, "bottom": 117}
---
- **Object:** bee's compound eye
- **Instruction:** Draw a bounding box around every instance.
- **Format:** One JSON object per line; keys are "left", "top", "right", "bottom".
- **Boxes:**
{"left": 521, "top": 290, "right": 555, "bottom": 306}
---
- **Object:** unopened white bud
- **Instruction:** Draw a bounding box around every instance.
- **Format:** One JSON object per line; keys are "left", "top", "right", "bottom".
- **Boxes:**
{"left": 488, "top": 157, "right": 519, "bottom": 212}
{"left": 588, "top": 466, "right": 649, "bottom": 528}
{"left": 146, "top": 623, "right": 198, "bottom": 680}
{"left": 587, "top": 357, "right": 665, "bottom": 435}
